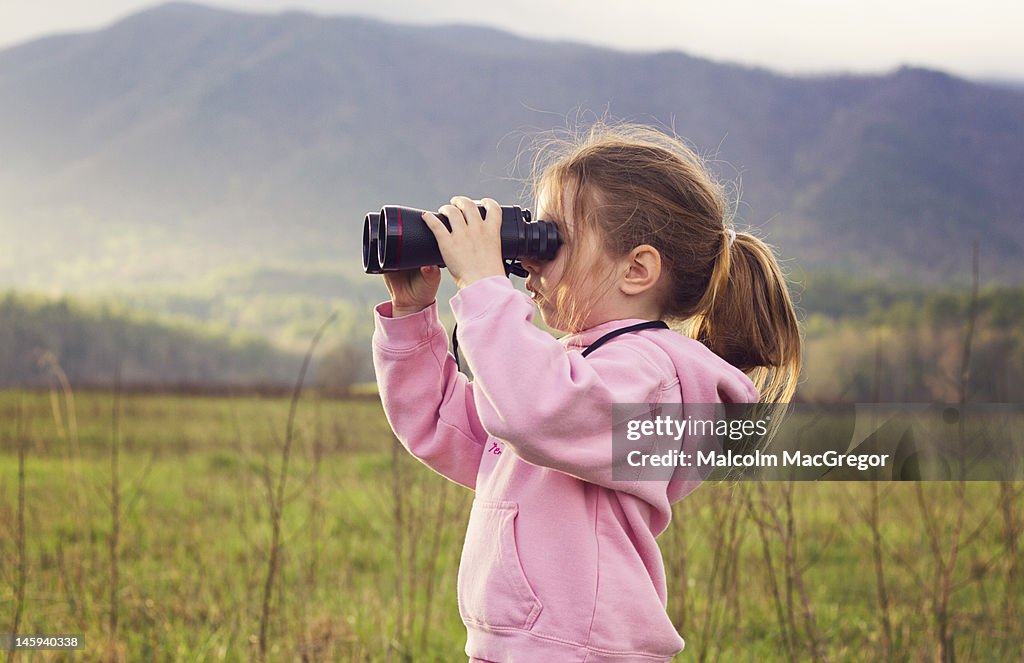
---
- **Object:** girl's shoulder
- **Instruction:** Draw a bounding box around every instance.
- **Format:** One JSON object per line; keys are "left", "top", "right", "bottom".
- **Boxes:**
{"left": 634, "top": 329, "right": 760, "bottom": 403}
{"left": 581, "top": 329, "right": 681, "bottom": 386}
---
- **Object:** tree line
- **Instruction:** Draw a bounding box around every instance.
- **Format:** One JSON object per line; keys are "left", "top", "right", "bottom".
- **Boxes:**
{"left": 1, "top": 279, "right": 1020, "bottom": 401}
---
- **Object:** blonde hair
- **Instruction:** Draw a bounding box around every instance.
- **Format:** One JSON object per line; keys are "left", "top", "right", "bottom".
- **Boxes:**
{"left": 528, "top": 121, "right": 801, "bottom": 403}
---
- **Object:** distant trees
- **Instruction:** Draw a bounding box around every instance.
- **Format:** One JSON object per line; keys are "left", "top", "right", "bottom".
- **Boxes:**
{"left": 797, "top": 281, "right": 1024, "bottom": 402}
{"left": 315, "top": 342, "right": 373, "bottom": 394}
{"left": 0, "top": 291, "right": 302, "bottom": 387}
{"left": 2, "top": 276, "right": 1020, "bottom": 400}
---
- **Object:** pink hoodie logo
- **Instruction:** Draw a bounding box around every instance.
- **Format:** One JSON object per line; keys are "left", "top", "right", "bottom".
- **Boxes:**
{"left": 488, "top": 442, "right": 503, "bottom": 455}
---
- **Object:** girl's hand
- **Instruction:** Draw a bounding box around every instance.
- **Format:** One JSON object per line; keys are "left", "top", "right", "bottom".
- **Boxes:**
{"left": 383, "top": 265, "right": 442, "bottom": 317}
{"left": 422, "top": 196, "right": 506, "bottom": 290}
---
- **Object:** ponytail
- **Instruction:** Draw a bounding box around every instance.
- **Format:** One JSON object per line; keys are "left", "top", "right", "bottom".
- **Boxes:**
{"left": 690, "top": 231, "right": 802, "bottom": 403}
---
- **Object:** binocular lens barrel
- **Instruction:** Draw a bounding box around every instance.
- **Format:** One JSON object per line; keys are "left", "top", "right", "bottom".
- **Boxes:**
{"left": 362, "top": 212, "right": 384, "bottom": 274}
{"left": 369, "top": 204, "right": 560, "bottom": 273}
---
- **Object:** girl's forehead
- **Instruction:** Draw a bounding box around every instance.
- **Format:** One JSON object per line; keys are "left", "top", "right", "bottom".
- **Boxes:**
{"left": 536, "top": 179, "right": 576, "bottom": 222}
{"left": 535, "top": 182, "right": 555, "bottom": 216}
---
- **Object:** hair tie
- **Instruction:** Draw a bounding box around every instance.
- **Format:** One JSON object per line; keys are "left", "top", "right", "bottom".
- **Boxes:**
{"left": 725, "top": 228, "right": 736, "bottom": 247}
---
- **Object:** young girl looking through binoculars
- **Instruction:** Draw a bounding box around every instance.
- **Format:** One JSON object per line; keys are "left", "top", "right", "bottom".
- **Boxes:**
{"left": 371, "top": 122, "right": 801, "bottom": 662}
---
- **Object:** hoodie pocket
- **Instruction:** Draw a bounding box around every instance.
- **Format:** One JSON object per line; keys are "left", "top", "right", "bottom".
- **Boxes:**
{"left": 457, "top": 500, "right": 543, "bottom": 630}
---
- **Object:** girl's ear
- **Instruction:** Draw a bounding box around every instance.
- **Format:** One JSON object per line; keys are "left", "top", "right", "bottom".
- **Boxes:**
{"left": 620, "top": 244, "right": 662, "bottom": 295}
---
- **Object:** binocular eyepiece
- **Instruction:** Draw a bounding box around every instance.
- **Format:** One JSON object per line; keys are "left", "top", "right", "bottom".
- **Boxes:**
{"left": 362, "top": 204, "right": 561, "bottom": 275}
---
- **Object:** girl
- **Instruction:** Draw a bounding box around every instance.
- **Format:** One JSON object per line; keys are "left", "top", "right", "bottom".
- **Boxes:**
{"left": 371, "top": 123, "right": 801, "bottom": 662}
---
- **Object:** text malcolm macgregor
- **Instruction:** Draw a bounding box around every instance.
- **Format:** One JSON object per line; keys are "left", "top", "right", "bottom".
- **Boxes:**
{"left": 626, "top": 448, "right": 891, "bottom": 471}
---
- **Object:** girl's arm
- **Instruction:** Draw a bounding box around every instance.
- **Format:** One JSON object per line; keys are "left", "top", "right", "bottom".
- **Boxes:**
{"left": 449, "top": 276, "right": 675, "bottom": 490}
{"left": 373, "top": 300, "right": 488, "bottom": 490}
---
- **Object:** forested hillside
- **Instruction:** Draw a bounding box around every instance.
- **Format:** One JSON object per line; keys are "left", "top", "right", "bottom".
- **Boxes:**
{"left": 0, "top": 292, "right": 307, "bottom": 388}
{"left": 3, "top": 278, "right": 1021, "bottom": 400}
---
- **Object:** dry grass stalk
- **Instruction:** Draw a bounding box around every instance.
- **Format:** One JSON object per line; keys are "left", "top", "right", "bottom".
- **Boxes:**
{"left": 912, "top": 242, "right": 979, "bottom": 663}
{"left": 108, "top": 365, "right": 122, "bottom": 660}
{"left": 6, "top": 403, "right": 27, "bottom": 663}
{"left": 257, "top": 311, "right": 337, "bottom": 661}
{"left": 997, "top": 480, "right": 1021, "bottom": 658}
{"left": 744, "top": 484, "right": 798, "bottom": 661}
{"left": 780, "top": 484, "right": 828, "bottom": 663}
{"left": 869, "top": 336, "right": 895, "bottom": 660}
{"left": 694, "top": 486, "right": 747, "bottom": 663}
{"left": 389, "top": 433, "right": 408, "bottom": 659}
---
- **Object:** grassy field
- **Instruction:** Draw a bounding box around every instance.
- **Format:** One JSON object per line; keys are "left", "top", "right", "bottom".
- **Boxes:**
{"left": 0, "top": 390, "right": 1021, "bottom": 662}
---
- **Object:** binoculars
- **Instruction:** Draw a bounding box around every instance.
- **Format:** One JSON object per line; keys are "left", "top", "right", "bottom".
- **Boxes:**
{"left": 362, "top": 204, "right": 561, "bottom": 276}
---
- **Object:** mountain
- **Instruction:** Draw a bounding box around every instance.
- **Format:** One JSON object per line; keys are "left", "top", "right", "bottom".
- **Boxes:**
{"left": 1, "top": 1, "right": 1022, "bottom": 291}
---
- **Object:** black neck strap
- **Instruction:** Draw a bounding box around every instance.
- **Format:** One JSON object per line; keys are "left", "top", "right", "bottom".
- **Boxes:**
{"left": 450, "top": 260, "right": 525, "bottom": 372}
{"left": 581, "top": 320, "right": 669, "bottom": 357}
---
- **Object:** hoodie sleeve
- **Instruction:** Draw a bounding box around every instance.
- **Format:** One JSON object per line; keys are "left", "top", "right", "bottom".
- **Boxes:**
{"left": 449, "top": 276, "right": 674, "bottom": 491}
{"left": 372, "top": 300, "right": 488, "bottom": 490}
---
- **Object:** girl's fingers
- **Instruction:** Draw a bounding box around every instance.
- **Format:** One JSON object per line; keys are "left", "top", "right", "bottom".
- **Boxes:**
{"left": 449, "top": 196, "right": 483, "bottom": 224}
{"left": 421, "top": 210, "right": 441, "bottom": 229}
{"left": 421, "top": 211, "right": 452, "bottom": 246}
{"left": 438, "top": 203, "right": 466, "bottom": 228}
{"left": 480, "top": 197, "right": 502, "bottom": 227}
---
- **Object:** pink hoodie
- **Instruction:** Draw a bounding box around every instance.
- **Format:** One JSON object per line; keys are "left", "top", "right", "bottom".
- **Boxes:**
{"left": 372, "top": 275, "right": 759, "bottom": 662}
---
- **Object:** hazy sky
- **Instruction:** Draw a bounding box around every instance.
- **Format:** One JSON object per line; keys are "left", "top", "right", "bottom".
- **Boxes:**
{"left": 2, "top": 0, "right": 1021, "bottom": 80}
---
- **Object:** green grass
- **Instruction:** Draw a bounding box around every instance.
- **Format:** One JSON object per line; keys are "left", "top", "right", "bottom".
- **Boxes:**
{"left": 0, "top": 390, "right": 1020, "bottom": 661}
